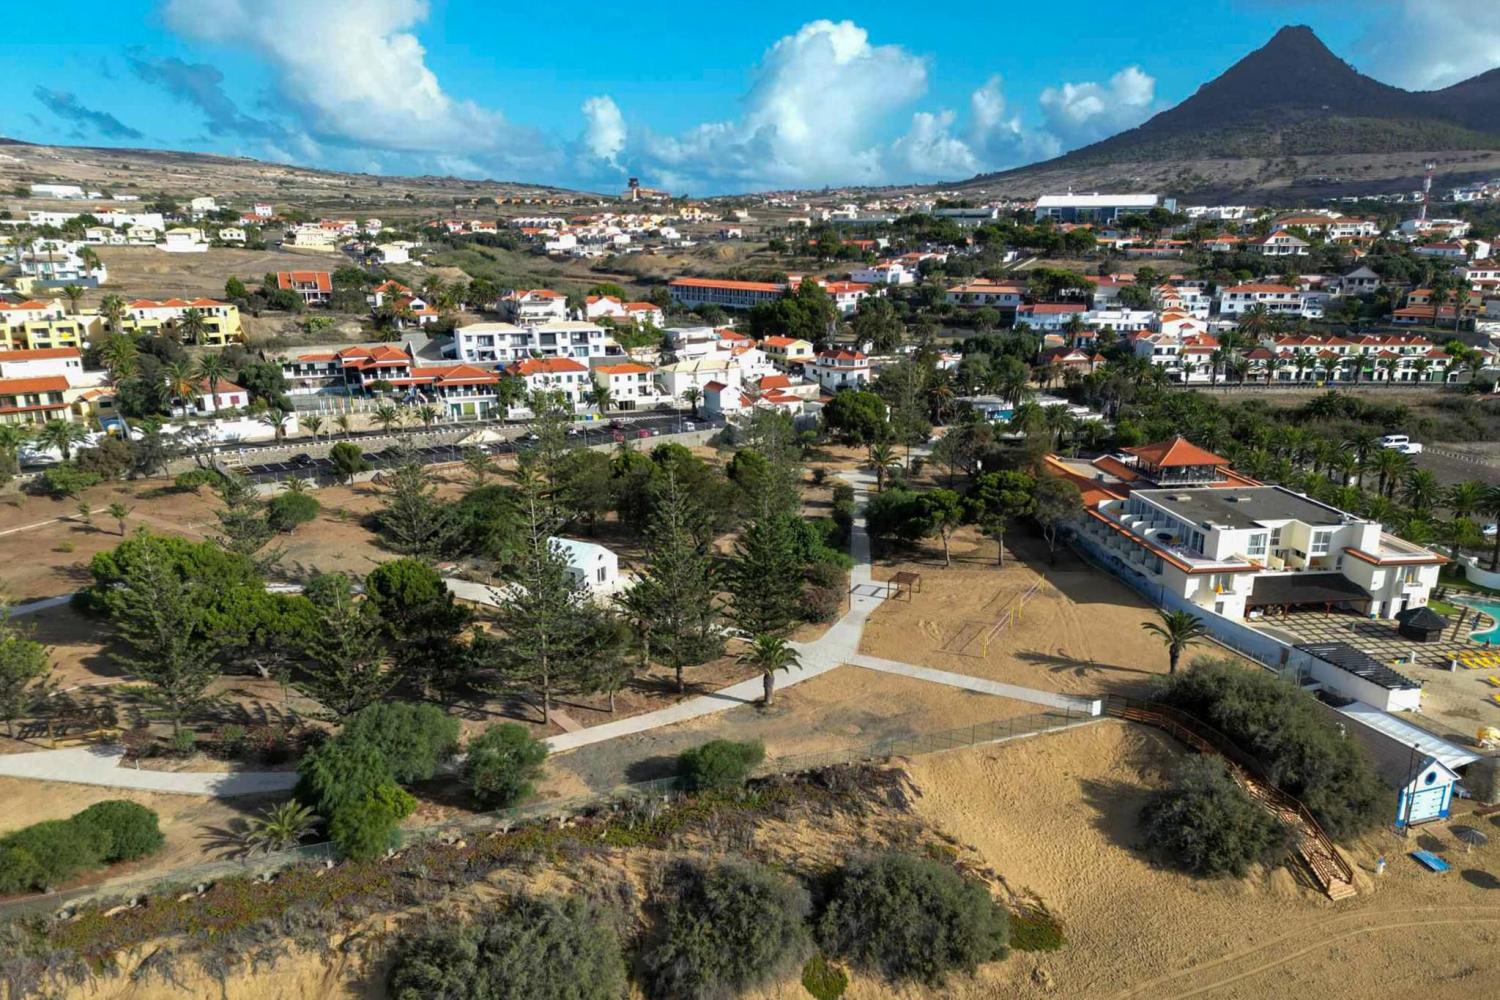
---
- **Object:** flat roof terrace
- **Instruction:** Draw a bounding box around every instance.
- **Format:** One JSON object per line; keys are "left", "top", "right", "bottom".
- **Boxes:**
{"left": 1133, "top": 486, "right": 1350, "bottom": 531}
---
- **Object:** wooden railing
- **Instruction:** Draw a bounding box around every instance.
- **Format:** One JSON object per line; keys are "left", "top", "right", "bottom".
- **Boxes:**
{"left": 1105, "top": 696, "right": 1357, "bottom": 900}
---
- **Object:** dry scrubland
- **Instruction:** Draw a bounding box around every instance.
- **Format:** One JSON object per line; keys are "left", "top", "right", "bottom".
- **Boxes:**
{"left": 39, "top": 722, "right": 1500, "bottom": 1000}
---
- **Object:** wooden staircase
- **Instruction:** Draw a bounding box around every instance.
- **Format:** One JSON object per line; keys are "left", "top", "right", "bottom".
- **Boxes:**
{"left": 1112, "top": 700, "right": 1357, "bottom": 902}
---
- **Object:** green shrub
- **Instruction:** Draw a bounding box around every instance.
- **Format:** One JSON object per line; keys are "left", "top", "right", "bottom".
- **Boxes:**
{"left": 37, "top": 464, "right": 102, "bottom": 499}
{"left": 295, "top": 737, "right": 393, "bottom": 814}
{"left": 803, "top": 585, "right": 843, "bottom": 623}
{"left": 339, "top": 701, "right": 460, "bottom": 785}
{"left": 801, "top": 954, "right": 849, "bottom": 999}
{"left": 677, "top": 739, "right": 765, "bottom": 791}
{"left": 388, "top": 895, "right": 627, "bottom": 1000}
{"left": 818, "top": 852, "right": 1009, "bottom": 985}
{"left": 644, "top": 859, "right": 812, "bottom": 1000}
{"left": 1154, "top": 658, "right": 1387, "bottom": 839}
{"left": 0, "top": 844, "right": 43, "bottom": 894}
{"left": 168, "top": 729, "right": 196, "bottom": 756}
{"left": 1009, "top": 911, "right": 1066, "bottom": 952}
{"left": 173, "top": 468, "right": 223, "bottom": 493}
{"left": 327, "top": 783, "right": 416, "bottom": 861}
{"left": 462, "top": 723, "right": 548, "bottom": 808}
{"left": 72, "top": 801, "right": 165, "bottom": 862}
{"left": 267, "top": 491, "right": 320, "bottom": 533}
{"left": 1140, "top": 756, "right": 1294, "bottom": 877}
{"left": 0, "top": 820, "right": 101, "bottom": 891}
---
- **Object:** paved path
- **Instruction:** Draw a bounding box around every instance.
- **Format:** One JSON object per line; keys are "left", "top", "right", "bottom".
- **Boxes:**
{"left": 0, "top": 467, "right": 1099, "bottom": 796}
{"left": 0, "top": 745, "right": 295, "bottom": 797}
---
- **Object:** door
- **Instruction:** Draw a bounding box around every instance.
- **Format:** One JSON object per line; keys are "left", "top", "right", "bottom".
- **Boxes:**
{"left": 1406, "top": 785, "right": 1447, "bottom": 825}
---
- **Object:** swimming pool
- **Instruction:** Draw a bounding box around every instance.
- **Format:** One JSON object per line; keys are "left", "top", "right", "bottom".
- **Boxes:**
{"left": 1464, "top": 601, "right": 1500, "bottom": 644}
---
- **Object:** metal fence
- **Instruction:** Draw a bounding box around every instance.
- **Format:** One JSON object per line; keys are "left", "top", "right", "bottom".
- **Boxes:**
{"left": 0, "top": 707, "right": 1098, "bottom": 921}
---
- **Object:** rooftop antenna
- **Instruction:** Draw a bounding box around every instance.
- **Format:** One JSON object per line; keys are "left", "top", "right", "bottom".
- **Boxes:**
{"left": 1419, "top": 162, "right": 1435, "bottom": 222}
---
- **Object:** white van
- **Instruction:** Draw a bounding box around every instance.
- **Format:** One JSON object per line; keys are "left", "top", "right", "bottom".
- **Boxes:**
{"left": 1379, "top": 434, "right": 1424, "bottom": 454}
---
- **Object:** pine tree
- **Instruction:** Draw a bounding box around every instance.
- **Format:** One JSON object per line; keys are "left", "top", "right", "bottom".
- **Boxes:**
{"left": 212, "top": 472, "right": 275, "bottom": 561}
{"left": 615, "top": 473, "right": 724, "bottom": 693}
{"left": 727, "top": 513, "right": 805, "bottom": 639}
{"left": 377, "top": 462, "right": 456, "bottom": 559}
{"left": 481, "top": 463, "right": 584, "bottom": 723}
{"left": 104, "top": 541, "right": 222, "bottom": 736}
{"left": 295, "top": 589, "right": 396, "bottom": 720}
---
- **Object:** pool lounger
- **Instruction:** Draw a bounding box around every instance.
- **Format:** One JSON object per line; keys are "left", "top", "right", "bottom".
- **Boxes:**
{"left": 1488, "top": 676, "right": 1500, "bottom": 688}
{"left": 1410, "top": 850, "right": 1450, "bottom": 873}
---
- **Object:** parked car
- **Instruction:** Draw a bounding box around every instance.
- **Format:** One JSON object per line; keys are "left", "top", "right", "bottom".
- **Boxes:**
{"left": 683, "top": 421, "right": 696, "bottom": 431}
{"left": 1379, "top": 434, "right": 1424, "bottom": 454}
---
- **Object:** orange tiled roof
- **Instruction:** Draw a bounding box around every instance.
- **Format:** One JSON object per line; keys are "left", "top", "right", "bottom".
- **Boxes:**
{"left": 1124, "top": 436, "right": 1230, "bottom": 468}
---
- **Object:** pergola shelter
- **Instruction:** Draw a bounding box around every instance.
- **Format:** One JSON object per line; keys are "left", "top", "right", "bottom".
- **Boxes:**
{"left": 1395, "top": 606, "right": 1447, "bottom": 643}
{"left": 1248, "top": 573, "right": 1373, "bottom": 618}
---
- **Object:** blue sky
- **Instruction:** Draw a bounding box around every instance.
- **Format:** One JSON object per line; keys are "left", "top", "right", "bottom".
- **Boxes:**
{"left": 1, "top": 1, "right": 1495, "bottom": 194}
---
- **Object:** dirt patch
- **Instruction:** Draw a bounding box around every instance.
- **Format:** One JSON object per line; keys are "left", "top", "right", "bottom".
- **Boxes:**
{"left": 903, "top": 721, "right": 1500, "bottom": 1000}
{"left": 859, "top": 527, "right": 1247, "bottom": 698}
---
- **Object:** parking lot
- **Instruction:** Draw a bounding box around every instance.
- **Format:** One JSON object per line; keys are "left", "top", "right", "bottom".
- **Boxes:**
{"left": 228, "top": 412, "right": 724, "bottom": 484}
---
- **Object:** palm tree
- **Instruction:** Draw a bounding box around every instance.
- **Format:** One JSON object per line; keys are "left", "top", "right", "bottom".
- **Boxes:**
{"left": 334, "top": 412, "right": 353, "bottom": 438}
{"left": 1377, "top": 355, "right": 1399, "bottom": 383}
{"left": 0, "top": 424, "right": 31, "bottom": 469}
{"left": 416, "top": 404, "right": 439, "bottom": 432}
{"left": 585, "top": 383, "right": 613, "bottom": 416}
{"left": 373, "top": 403, "right": 400, "bottom": 434}
{"left": 1346, "top": 429, "right": 1379, "bottom": 488}
{"left": 163, "top": 359, "right": 196, "bottom": 410}
{"left": 264, "top": 407, "right": 289, "bottom": 443}
{"left": 105, "top": 502, "right": 132, "bottom": 536}
{"left": 60, "top": 284, "right": 84, "bottom": 316}
{"left": 1438, "top": 516, "right": 1482, "bottom": 564}
{"left": 177, "top": 308, "right": 208, "bottom": 345}
{"left": 867, "top": 441, "right": 899, "bottom": 492}
{"left": 98, "top": 333, "right": 139, "bottom": 383}
{"left": 241, "top": 800, "right": 320, "bottom": 855}
{"left": 36, "top": 419, "right": 86, "bottom": 461}
{"left": 1140, "top": 609, "right": 1209, "bottom": 675}
{"left": 1370, "top": 447, "right": 1405, "bottom": 499}
{"left": 1411, "top": 357, "right": 1433, "bottom": 384}
{"left": 98, "top": 293, "right": 127, "bottom": 333}
{"left": 1447, "top": 481, "right": 1486, "bottom": 522}
{"left": 681, "top": 386, "right": 702, "bottom": 418}
{"left": 738, "top": 634, "right": 801, "bottom": 707}
{"left": 194, "top": 351, "right": 231, "bottom": 404}
{"left": 77, "top": 246, "right": 101, "bottom": 278}
{"left": 301, "top": 413, "right": 324, "bottom": 441}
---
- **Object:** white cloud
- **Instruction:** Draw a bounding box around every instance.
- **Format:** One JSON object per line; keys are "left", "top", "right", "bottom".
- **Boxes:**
{"left": 1039, "top": 65, "right": 1156, "bottom": 147}
{"left": 639, "top": 19, "right": 929, "bottom": 189}
{"left": 580, "top": 95, "right": 627, "bottom": 170}
{"left": 891, "top": 110, "right": 978, "bottom": 179}
{"left": 161, "top": 0, "right": 555, "bottom": 174}
{"left": 966, "top": 74, "right": 1060, "bottom": 168}
{"left": 1350, "top": 1, "right": 1500, "bottom": 89}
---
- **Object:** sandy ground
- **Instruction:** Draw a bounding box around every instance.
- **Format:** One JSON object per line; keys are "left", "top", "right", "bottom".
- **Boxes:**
{"left": 87, "top": 246, "right": 353, "bottom": 305}
{"left": 546, "top": 663, "right": 1048, "bottom": 793}
{"left": 896, "top": 722, "right": 1500, "bottom": 1000}
{"left": 859, "top": 525, "right": 1244, "bottom": 699}
{"left": 0, "top": 777, "right": 279, "bottom": 891}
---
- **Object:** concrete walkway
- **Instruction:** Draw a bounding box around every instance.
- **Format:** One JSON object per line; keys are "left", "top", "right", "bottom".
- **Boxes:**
{"left": 0, "top": 745, "right": 296, "bottom": 796}
{"left": 0, "top": 466, "right": 1099, "bottom": 795}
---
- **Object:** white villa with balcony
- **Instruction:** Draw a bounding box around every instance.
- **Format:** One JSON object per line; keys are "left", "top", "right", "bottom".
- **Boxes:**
{"left": 1047, "top": 438, "right": 1445, "bottom": 623}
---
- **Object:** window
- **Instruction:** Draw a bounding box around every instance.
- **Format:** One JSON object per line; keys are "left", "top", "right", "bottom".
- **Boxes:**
{"left": 596, "top": 566, "right": 607, "bottom": 583}
{"left": 1247, "top": 533, "right": 1268, "bottom": 557}
{"left": 1311, "top": 531, "right": 1331, "bottom": 556}
{"left": 1269, "top": 527, "right": 1282, "bottom": 547}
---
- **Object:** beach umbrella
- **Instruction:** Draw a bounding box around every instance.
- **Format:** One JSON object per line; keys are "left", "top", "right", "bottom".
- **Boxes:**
{"left": 1452, "top": 826, "right": 1489, "bottom": 853}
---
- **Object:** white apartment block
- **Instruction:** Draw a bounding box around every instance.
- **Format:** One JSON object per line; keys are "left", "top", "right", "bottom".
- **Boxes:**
{"left": 499, "top": 289, "right": 569, "bottom": 323}
{"left": 1217, "top": 283, "right": 1317, "bottom": 318}
{"left": 807, "top": 349, "right": 870, "bottom": 391}
{"left": 1085, "top": 484, "right": 1442, "bottom": 622}
{"left": 591, "top": 363, "right": 666, "bottom": 410}
{"left": 453, "top": 321, "right": 619, "bottom": 365}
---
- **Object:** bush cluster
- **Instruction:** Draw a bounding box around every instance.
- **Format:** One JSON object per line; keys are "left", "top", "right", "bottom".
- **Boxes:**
{"left": 1141, "top": 756, "right": 1294, "bottom": 877}
{"left": 817, "top": 851, "right": 1009, "bottom": 985}
{"left": 0, "top": 800, "right": 163, "bottom": 893}
{"left": 676, "top": 739, "right": 765, "bottom": 791}
{"left": 1154, "top": 658, "right": 1387, "bottom": 839}
{"left": 643, "top": 859, "right": 812, "bottom": 1000}
{"left": 462, "top": 723, "right": 549, "bottom": 808}
{"left": 388, "top": 894, "right": 628, "bottom": 1000}
{"left": 267, "top": 491, "right": 320, "bottom": 533}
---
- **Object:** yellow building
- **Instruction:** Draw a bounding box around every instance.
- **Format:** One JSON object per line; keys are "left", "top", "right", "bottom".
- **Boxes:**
{"left": 119, "top": 298, "right": 244, "bottom": 346}
{"left": 759, "top": 336, "right": 815, "bottom": 367}
{"left": 0, "top": 375, "right": 71, "bottom": 425}
{"left": 3, "top": 315, "right": 102, "bottom": 351}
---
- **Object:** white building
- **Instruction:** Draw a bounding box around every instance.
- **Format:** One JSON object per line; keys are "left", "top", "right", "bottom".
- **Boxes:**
{"left": 30, "top": 183, "right": 86, "bottom": 199}
{"left": 1217, "top": 283, "right": 1314, "bottom": 318}
{"left": 218, "top": 227, "right": 247, "bottom": 244}
{"left": 454, "top": 320, "right": 617, "bottom": 365}
{"left": 374, "top": 242, "right": 410, "bottom": 265}
{"left": 1064, "top": 440, "right": 1444, "bottom": 623}
{"left": 807, "top": 349, "right": 870, "bottom": 391}
{"left": 189, "top": 196, "right": 218, "bottom": 217}
{"left": 591, "top": 362, "right": 665, "bottom": 410}
{"left": 1248, "top": 231, "right": 1310, "bottom": 257}
{"left": 506, "top": 356, "right": 592, "bottom": 409}
{"left": 499, "top": 288, "right": 569, "bottom": 324}
{"left": 1034, "top": 193, "right": 1174, "bottom": 222}
{"left": 159, "top": 228, "right": 209, "bottom": 253}
{"left": 851, "top": 261, "right": 917, "bottom": 285}
{"left": 551, "top": 537, "right": 621, "bottom": 595}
